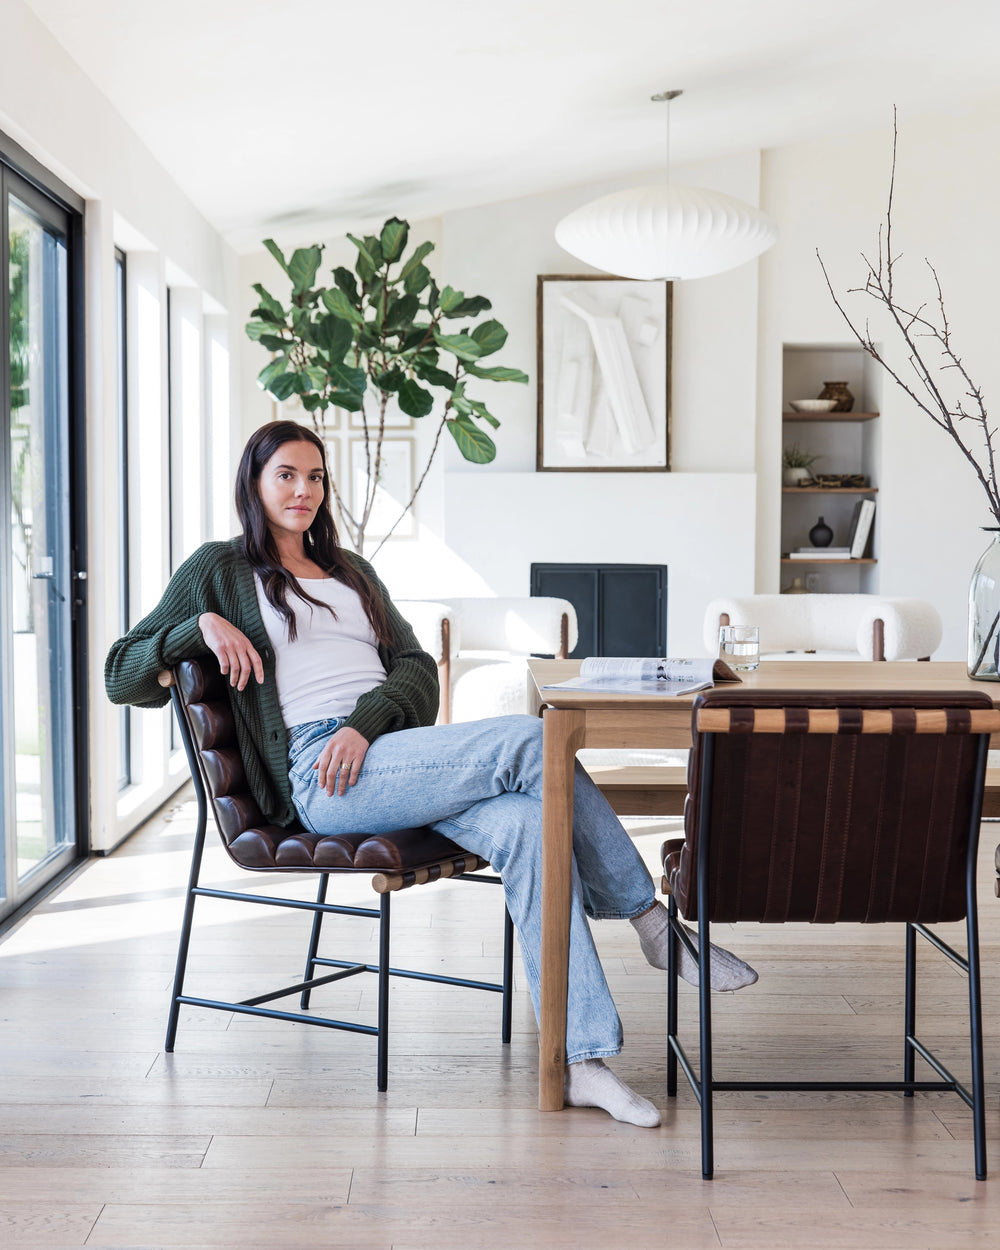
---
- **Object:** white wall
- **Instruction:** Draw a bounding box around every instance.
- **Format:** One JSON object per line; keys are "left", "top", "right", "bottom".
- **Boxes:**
{"left": 759, "top": 102, "right": 1000, "bottom": 659}
{"left": 1, "top": 0, "right": 241, "bottom": 849}
{"left": 239, "top": 152, "right": 764, "bottom": 655}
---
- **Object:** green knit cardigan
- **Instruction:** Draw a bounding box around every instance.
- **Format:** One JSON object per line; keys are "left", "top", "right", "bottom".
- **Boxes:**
{"left": 104, "top": 537, "right": 439, "bottom": 826}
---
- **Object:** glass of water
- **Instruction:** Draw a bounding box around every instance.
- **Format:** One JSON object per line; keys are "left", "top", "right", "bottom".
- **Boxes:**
{"left": 719, "top": 625, "right": 760, "bottom": 672}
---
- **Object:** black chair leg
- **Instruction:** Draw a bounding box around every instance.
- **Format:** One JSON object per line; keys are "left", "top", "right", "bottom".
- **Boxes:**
{"left": 300, "top": 875, "right": 330, "bottom": 1009}
{"left": 903, "top": 923, "right": 916, "bottom": 1092}
{"left": 501, "top": 905, "right": 514, "bottom": 1044}
{"left": 377, "top": 892, "right": 391, "bottom": 1092}
{"left": 666, "top": 895, "right": 678, "bottom": 1098}
{"left": 165, "top": 691, "right": 209, "bottom": 1053}
{"left": 698, "top": 913, "right": 714, "bottom": 1180}
{"left": 966, "top": 906, "right": 987, "bottom": 1180}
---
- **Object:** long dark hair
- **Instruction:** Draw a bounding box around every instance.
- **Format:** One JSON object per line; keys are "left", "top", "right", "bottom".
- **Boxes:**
{"left": 235, "top": 420, "right": 393, "bottom": 646}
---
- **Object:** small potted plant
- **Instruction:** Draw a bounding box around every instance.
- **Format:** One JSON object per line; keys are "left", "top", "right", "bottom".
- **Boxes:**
{"left": 782, "top": 443, "right": 819, "bottom": 487}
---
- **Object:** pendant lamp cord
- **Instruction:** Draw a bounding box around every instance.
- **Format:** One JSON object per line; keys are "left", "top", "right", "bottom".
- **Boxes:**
{"left": 651, "top": 89, "right": 682, "bottom": 186}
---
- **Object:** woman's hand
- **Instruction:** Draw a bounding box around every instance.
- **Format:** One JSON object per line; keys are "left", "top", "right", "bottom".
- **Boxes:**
{"left": 314, "top": 726, "right": 370, "bottom": 797}
{"left": 198, "top": 612, "right": 264, "bottom": 691}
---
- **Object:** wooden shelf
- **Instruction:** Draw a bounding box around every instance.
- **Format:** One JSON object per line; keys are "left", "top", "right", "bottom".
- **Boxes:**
{"left": 783, "top": 411, "right": 879, "bottom": 422}
{"left": 782, "top": 486, "right": 878, "bottom": 495}
{"left": 781, "top": 557, "right": 877, "bottom": 565}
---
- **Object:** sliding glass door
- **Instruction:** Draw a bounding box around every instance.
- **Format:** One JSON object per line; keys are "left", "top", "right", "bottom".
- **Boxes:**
{"left": 1, "top": 167, "right": 82, "bottom": 921}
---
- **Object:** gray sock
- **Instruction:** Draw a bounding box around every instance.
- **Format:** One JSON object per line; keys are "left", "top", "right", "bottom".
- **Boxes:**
{"left": 564, "top": 1058, "right": 661, "bottom": 1128}
{"left": 631, "top": 901, "right": 758, "bottom": 991}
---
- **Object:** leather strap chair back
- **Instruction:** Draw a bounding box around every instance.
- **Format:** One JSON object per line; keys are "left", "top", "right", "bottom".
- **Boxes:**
{"left": 662, "top": 686, "right": 998, "bottom": 1181}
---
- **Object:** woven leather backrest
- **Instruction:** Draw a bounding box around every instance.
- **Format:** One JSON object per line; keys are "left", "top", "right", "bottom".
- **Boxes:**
{"left": 174, "top": 658, "right": 267, "bottom": 845}
{"left": 677, "top": 688, "right": 994, "bottom": 925}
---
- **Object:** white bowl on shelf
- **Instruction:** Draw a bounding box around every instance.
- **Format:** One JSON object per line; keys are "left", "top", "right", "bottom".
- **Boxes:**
{"left": 789, "top": 399, "right": 838, "bottom": 413}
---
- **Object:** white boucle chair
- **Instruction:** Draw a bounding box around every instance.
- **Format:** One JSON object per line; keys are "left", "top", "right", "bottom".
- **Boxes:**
{"left": 396, "top": 597, "right": 578, "bottom": 722}
{"left": 702, "top": 595, "right": 943, "bottom": 662}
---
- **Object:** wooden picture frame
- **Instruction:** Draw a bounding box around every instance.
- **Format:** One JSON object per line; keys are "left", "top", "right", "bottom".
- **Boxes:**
{"left": 536, "top": 274, "right": 672, "bottom": 472}
{"left": 349, "top": 437, "right": 416, "bottom": 540}
{"left": 272, "top": 394, "right": 341, "bottom": 431}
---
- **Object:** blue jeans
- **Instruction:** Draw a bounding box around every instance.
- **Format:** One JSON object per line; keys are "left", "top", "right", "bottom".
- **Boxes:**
{"left": 287, "top": 714, "right": 656, "bottom": 1064}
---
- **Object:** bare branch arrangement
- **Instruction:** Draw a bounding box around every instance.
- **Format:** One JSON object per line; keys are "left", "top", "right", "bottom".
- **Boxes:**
{"left": 816, "top": 111, "right": 998, "bottom": 526}
{"left": 817, "top": 111, "right": 999, "bottom": 675}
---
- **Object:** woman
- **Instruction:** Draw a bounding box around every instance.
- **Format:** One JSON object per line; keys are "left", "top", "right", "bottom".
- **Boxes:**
{"left": 106, "top": 420, "right": 756, "bottom": 1128}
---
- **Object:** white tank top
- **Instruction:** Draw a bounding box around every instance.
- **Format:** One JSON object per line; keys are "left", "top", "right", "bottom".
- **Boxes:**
{"left": 254, "top": 574, "right": 387, "bottom": 727}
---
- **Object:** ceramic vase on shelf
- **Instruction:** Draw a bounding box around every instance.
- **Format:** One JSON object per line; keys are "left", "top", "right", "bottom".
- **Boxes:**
{"left": 818, "top": 381, "right": 854, "bottom": 412}
{"left": 968, "top": 529, "right": 1000, "bottom": 679}
{"left": 809, "top": 516, "right": 833, "bottom": 548}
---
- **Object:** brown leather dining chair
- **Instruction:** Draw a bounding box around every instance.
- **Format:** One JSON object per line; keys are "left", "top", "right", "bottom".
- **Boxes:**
{"left": 161, "top": 658, "right": 514, "bottom": 1091}
{"left": 662, "top": 686, "right": 996, "bottom": 1180}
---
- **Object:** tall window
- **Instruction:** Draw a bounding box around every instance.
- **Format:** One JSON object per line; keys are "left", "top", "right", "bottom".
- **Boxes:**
{"left": 115, "top": 248, "right": 130, "bottom": 788}
{"left": 1, "top": 134, "right": 85, "bottom": 924}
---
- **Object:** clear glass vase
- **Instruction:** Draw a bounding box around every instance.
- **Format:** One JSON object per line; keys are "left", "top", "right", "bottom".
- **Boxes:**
{"left": 968, "top": 529, "right": 1000, "bottom": 679}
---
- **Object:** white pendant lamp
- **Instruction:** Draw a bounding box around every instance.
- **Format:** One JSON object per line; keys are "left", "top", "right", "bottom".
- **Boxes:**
{"left": 555, "top": 91, "right": 778, "bottom": 281}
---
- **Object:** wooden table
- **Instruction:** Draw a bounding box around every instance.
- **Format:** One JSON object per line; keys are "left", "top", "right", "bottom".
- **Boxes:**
{"left": 528, "top": 658, "right": 998, "bottom": 1111}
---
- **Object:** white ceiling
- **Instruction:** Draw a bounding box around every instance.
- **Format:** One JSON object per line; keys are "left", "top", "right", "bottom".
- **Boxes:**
{"left": 24, "top": 0, "right": 1000, "bottom": 252}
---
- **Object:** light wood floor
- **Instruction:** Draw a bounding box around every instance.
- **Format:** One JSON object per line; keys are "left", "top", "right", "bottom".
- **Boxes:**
{"left": 2, "top": 792, "right": 1000, "bottom": 1248}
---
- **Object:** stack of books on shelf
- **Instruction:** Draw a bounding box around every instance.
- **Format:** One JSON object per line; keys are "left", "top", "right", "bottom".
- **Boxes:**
{"left": 786, "top": 501, "right": 876, "bottom": 561}
{"left": 788, "top": 547, "right": 851, "bottom": 560}
{"left": 847, "top": 499, "right": 876, "bottom": 558}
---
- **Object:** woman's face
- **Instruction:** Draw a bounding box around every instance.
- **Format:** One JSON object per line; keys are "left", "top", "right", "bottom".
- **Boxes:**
{"left": 258, "top": 440, "right": 326, "bottom": 542}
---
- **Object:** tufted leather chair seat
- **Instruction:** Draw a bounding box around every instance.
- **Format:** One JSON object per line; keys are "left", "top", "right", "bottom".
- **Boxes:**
{"left": 174, "top": 658, "right": 485, "bottom": 876}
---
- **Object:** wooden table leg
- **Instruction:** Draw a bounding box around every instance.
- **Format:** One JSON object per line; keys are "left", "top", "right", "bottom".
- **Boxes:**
{"left": 539, "top": 705, "right": 587, "bottom": 1111}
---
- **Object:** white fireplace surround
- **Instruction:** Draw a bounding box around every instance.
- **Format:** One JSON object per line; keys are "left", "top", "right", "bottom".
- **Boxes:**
{"left": 435, "top": 471, "right": 756, "bottom": 658}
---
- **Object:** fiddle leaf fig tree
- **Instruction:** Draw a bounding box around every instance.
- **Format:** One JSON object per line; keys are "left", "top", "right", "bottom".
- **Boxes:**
{"left": 246, "top": 217, "right": 528, "bottom": 552}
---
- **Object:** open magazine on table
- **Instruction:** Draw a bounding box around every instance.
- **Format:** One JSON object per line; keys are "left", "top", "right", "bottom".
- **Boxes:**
{"left": 542, "top": 656, "right": 741, "bottom": 697}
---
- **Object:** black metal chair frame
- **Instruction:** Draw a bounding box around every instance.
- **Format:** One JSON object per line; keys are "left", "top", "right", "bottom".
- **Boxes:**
{"left": 667, "top": 719, "right": 989, "bottom": 1181}
{"left": 165, "top": 676, "right": 515, "bottom": 1092}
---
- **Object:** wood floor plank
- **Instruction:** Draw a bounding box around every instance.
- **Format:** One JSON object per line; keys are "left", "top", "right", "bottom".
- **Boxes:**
{"left": 0, "top": 797, "right": 998, "bottom": 1247}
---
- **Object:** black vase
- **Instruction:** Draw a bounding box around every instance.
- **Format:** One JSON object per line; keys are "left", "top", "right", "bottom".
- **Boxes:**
{"left": 809, "top": 516, "right": 833, "bottom": 548}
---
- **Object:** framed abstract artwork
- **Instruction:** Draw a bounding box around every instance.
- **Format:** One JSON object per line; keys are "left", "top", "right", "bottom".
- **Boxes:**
{"left": 536, "top": 274, "right": 672, "bottom": 471}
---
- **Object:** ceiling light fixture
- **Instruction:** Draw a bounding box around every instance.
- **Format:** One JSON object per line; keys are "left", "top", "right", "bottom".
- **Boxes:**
{"left": 554, "top": 90, "right": 778, "bottom": 281}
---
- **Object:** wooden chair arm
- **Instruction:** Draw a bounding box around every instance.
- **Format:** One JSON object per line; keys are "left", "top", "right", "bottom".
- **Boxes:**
{"left": 157, "top": 670, "right": 175, "bottom": 687}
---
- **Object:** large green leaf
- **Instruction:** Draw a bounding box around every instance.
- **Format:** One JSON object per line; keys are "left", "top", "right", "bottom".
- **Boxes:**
{"left": 398, "top": 325, "right": 434, "bottom": 354}
{"left": 268, "top": 372, "right": 300, "bottom": 401}
{"left": 322, "top": 287, "right": 363, "bottom": 325}
{"left": 288, "top": 245, "right": 322, "bottom": 294}
{"left": 438, "top": 285, "right": 465, "bottom": 313}
{"left": 399, "top": 240, "right": 435, "bottom": 281}
{"left": 447, "top": 415, "right": 496, "bottom": 463}
{"left": 251, "top": 283, "right": 286, "bottom": 321}
{"left": 384, "top": 293, "right": 420, "bottom": 332}
{"left": 470, "top": 319, "right": 508, "bottom": 356}
{"left": 328, "top": 389, "right": 365, "bottom": 412}
{"left": 257, "top": 358, "right": 288, "bottom": 389}
{"left": 412, "top": 356, "right": 457, "bottom": 389}
{"left": 464, "top": 363, "right": 529, "bottom": 383}
{"left": 398, "top": 378, "right": 434, "bottom": 418}
{"left": 379, "top": 217, "right": 409, "bottom": 264}
{"left": 258, "top": 333, "right": 292, "bottom": 353}
{"left": 305, "top": 365, "right": 327, "bottom": 389}
{"left": 262, "top": 238, "right": 290, "bottom": 276}
{"left": 349, "top": 233, "right": 383, "bottom": 283}
{"left": 329, "top": 361, "right": 367, "bottom": 394}
{"left": 448, "top": 294, "right": 492, "bottom": 318}
{"left": 452, "top": 388, "right": 501, "bottom": 429}
{"left": 433, "top": 329, "right": 483, "bottom": 361}
{"left": 402, "top": 262, "right": 431, "bottom": 296}
{"left": 316, "top": 313, "right": 353, "bottom": 361}
{"left": 333, "top": 266, "right": 358, "bottom": 300}
{"left": 245, "top": 319, "right": 272, "bottom": 341}
{"left": 374, "top": 366, "right": 406, "bottom": 393}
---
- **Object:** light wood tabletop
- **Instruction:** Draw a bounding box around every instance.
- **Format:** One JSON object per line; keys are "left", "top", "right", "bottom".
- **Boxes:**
{"left": 527, "top": 657, "right": 999, "bottom": 1111}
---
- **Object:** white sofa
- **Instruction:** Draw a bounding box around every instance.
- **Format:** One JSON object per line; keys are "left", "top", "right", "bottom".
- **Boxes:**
{"left": 703, "top": 595, "right": 943, "bottom": 661}
{"left": 397, "top": 597, "right": 578, "bottom": 722}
